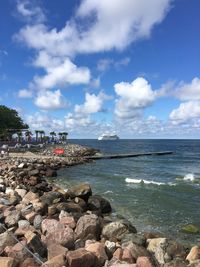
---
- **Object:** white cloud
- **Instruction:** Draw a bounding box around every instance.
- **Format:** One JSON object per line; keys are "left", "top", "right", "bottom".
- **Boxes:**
{"left": 26, "top": 112, "right": 64, "bottom": 131}
{"left": 97, "top": 57, "right": 130, "bottom": 72}
{"left": 16, "top": 0, "right": 46, "bottom": 23}
{"left": 33, "top": 55, "right": 91, "bottom": 89}
{"left": 16, "top": 0, "right": 171, "bottom": 57}
{"left": 175, "top": 77, "right": 200, "bottom": 101}
{"left": 169, "top": 101, "right": 200, "bottom": 125}
{"left": 18, "top": 88, "right": 33, "bottom": 98}
{"left": 75, "top": 92, "right": 109, "bottom": 114}
{"left": 34, "top": 89, "right": 69, "bottom": 110}
{"left": 114, "top": 77, "right": 159, "bottom": 119}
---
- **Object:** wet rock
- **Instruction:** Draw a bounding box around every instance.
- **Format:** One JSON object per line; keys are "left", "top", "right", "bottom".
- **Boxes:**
{"left": 45, "top": 168, "right": 57, "bottom": 177}
{"left": 102, "top": 221, "right": 133, "bottom": 241}
{"left": 66, "top": 248, "right": 96, "bottom": 267}
{"left": 40, "top": 191, "right": 64, "bottom": 206}
{"left": 147, "top": 238, "right": 168, "bottom": 264}
{"left": 75, "top": 214, "right": 101, "bottom": 241}
{"left": 70, "top": 183, "right": 92, "bottom": 202}
{"left": 85, "top": 241, "right": 108, "bottom": 267}
{"left": 47, "top": 243, "right": 68, "bottom": 260}
{"left": 181, "top": 224, "right": 200, "bottom": 234}
{"left": 186, "top": 246, "right": 200, "bottom": 263}
{"left": 121, "top": 233, "right": 146, "bottom": 247}
{"left": 88, "top": 195, "right": 112, "bottom": 214}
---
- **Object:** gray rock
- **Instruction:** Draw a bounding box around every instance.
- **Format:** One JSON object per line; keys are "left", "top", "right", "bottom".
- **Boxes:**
{"left": 102, "top": 221, "right": 134, "bottom": 241}
{"left": 5, "top": 210, "right": 21, "bottom": 227}
{"left": 88, "top": 195, "right": 112, "bottom": 214}
{"left": 33, "top": 215, "right": 42, "bottom": 230}
{"left": 18, "top": 220, "right": 30, "bottom": 228}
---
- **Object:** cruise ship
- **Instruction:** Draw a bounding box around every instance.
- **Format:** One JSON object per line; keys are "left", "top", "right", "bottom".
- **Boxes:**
{"left": 98, "top": 133, "right": 119, "bottom": 140}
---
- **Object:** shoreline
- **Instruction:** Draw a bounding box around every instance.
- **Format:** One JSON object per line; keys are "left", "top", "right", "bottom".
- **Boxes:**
{"left": 0, "top": 144, "right": 199, "bottom": 266}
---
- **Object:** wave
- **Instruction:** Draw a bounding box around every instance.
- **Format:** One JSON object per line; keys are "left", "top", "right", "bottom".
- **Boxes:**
{"left": 183, "top": 173, "right": 195, "bottom": 182}
{"left": 125, "top": 178, "right": 166, "bottom": 186}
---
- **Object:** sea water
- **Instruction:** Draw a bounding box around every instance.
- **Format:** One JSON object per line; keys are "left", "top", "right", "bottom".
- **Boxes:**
{"left": 55, "top": 139, "right": 200, "bottom": 245}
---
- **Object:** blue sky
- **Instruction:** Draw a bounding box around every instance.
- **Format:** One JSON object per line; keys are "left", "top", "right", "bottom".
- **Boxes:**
{"left": 0, "top": 0, "right": 200, "bottom": 138}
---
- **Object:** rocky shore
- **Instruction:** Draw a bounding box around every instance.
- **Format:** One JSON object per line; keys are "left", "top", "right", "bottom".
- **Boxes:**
{"left": 0, "top": 144, "right": 199, "bottom": 267}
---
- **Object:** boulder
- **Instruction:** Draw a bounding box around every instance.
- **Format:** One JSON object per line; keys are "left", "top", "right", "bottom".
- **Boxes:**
{"left": 41, "top": 219, "right": 65, "bottom": 235}
{"left": 44, "top": 226, "right": 74, "bottom": 249}
{"left": 123, "top": 242, "right": 150, "bottom": 261}
{"left": 181, "top": 224, "right": 200, "bottom": 234}
{"left": 47, "top": 243, "right": 68, "bottom": 260}
{"left": 70, "top": 183, "right": 92, "bottom": 202}
{"left": 4, "top": 239, "right": 29, "bottom": 263}
{"left": 20, "top": 257, "right": 40, "bottom": 267}
{"left": 45, "top": 168, "right": 57, "bottom": 177}
{"left": 25, "top": 231, "right": 46, "bottom": 257}
{"left": 102, "top": 221, "right": 132, "bottom": 241}
{"left": 5, "top": 210, "right": 21, "bottom": 227}
{"left": 88, "top": 195, "right": 112, "bottom": 213}
{"left": 41, "top": 254, "right": 66, "bottom": 267}
{"left": 121, "top": 233, "right": 146, "bottom": 247}
{"left": 0, "top": 257, "right": 17, "bottom": 267}
{"left": 22, "top": 191, "right": 39, "bottom": 204}
{"left": 164, "top": 258, "right": 187, "bottom": 266}
{"left": 33, "top": 214, "right": 43, "bottom": 230}
{"left": 66, "top": 248, "right": 96, "bottom": 267}
{"left": 40, "top": 191, "right": 64, "bottom": 206}
{"left": 85, "top": 241, "right": 108, "bottom": 267}
{"left": 56, "top": 202, "right": 83, "bottom": 213}
{"left": 0, "top": 232, "right": 17, "bottom": 253}
{"left": 122, "top": 248, "right": 135, "bottom": 264}
{"left": 186, "top": 246, "right": 200, "bottom": 263}
{"left": 136, "top": 256, "right": 155, "bottom": 267}
{"left": 15, "top": 189, "right": 27, "bottom": 198}
{"left": 75, "top": 214, "right": 101, "bottom": 241}
{"left": 147, "top": 238, "right": 168, "bottom": 265}
{"left": 60, "top": 216, "right": 76, "bottom": 229}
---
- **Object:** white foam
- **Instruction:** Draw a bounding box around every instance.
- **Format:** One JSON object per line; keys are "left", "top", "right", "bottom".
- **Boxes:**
{"left": 183, "top": 173, "right": 195, "bottom": 182}
{"left": 125, "top": 178, "right": 165, "bottom": 186}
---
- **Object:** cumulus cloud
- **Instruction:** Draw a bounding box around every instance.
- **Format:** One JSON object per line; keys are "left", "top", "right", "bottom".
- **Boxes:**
{"left": 32, "top": 55, "right": 91, "bottom": 90}
{"left": 114, "top": 77, "right": 160, "bottom": 119}
{"left": 26, "top": 112, "right": 64, "bottom": 131}
{"left": 97, "top": 57, "right": 130, "bottom": 72}
{"left": 16, "top": 0, "right": 46, "bottom": 23}
{"left": 169, "top": 101, "right": 200, "bottom": 124}
{"left": 18, "top": 88, "right": 33, "bottom": 98}
{"left": 34, "top": 89, "right": 69, "bottom": 110}
{"left": 175, "top": 77, "right": 200, "bottom": 101}
{"left": 16, "top": 0, "right": 171, "bottom": 57}
{"left": 75, "top": 92, "right": 109, "bottom": 114}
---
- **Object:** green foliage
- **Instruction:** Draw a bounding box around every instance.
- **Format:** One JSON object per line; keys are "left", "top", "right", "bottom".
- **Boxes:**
{"left": 0, "top": 105, "right": 29, "bottom": 139}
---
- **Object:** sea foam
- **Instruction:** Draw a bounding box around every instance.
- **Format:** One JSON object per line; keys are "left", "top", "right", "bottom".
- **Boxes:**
{"left": 183, "top": 173, "right": 195, "bottom": 182}
{"left": 125, "top": 178, "right": 165, "bottom": 186}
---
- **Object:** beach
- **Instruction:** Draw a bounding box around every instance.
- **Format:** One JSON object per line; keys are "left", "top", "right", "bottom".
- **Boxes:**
{"left": 0, "top": 142, "right": 199, "bottom": 266}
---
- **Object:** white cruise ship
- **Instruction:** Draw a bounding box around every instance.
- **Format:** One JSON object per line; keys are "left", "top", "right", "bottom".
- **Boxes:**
{"left": 98, "top": 133, "right": 119, "bottom": 140}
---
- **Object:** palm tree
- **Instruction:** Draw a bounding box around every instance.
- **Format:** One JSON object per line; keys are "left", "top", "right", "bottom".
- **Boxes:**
{"left": 62, "top": 132, "right": 68, "bottom": 141}
{"left": 35, "top": 130, "right": 39, "bottom": 142}
{"left": 17, "top": 131, "right": 22, "bottom": 143}
{"left": 40, "top": 130, "right": 45, "bottom": 142}
{"left": 49, "top": 131, "right": 56, "bottom": 142}
{"left": 58, "top": 132, "right": 63, "bottom": 141}
{"left": 25, "top": 130, "right": 32, "bottom": 142}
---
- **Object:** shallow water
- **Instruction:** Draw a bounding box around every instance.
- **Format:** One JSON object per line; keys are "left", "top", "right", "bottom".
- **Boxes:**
{"left": 54, "top": 139, "right": 200, "bottom": 245}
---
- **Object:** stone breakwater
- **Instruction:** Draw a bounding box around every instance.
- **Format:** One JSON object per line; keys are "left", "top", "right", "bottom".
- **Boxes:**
{"left": 0, "top": 145, "right": 199, "bottom": 266}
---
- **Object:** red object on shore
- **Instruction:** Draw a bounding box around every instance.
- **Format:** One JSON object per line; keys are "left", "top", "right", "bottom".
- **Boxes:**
{"left": 53, "top": 148, "right": 65, "bottom": 155}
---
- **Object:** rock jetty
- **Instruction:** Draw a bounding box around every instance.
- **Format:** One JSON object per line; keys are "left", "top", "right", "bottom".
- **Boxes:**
{"left": 0, "top": 144, "right": 199, "bottom": 266}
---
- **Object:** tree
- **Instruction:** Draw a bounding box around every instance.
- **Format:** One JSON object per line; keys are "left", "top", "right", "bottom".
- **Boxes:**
{"left": 25, "top": 130, "right": 32, "bottom": 142}
{"left": 0, "top": 105, "right": 28, "bottom": 140}
{"left": 35, "top": 130, "right": 39, "bottom": 142}
{"left": 49, "top": 131, "right": 56, "bottom": 141}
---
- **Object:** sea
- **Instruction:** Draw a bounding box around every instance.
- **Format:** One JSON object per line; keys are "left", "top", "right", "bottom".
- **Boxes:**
{"left": 54, "top": 139, "right": 200, "bottom": 245}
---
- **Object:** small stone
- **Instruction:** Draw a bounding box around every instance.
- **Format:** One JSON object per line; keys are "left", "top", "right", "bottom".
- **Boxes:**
{"left": 18, "top": 220, "right": 30, "bottom": 228}
{"left": 33, "top": 215, "right": 43, "bottom": 230}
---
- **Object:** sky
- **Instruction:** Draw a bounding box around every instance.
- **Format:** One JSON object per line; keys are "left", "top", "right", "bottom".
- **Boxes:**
{"left": 0, "top": 0, "right": 200, "bottom": 139}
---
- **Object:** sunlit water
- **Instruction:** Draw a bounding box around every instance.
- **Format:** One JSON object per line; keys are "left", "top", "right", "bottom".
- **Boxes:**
{"left": 53, "top": 139, "right": 200, "bottom": 245}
